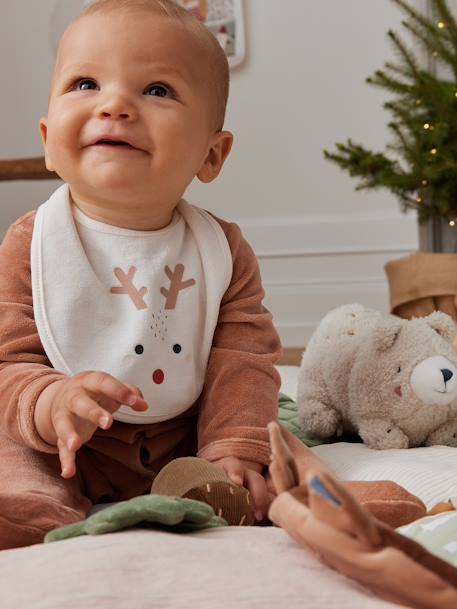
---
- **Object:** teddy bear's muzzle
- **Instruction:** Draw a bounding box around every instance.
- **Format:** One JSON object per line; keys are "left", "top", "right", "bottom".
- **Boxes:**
{"left": 410, "top": 355, "right": 457, "bottom": 406}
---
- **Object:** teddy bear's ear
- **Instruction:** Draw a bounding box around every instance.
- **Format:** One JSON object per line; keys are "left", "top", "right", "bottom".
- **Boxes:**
{"left": 424, "top": 310, "right": 456, "bottom": 342}
{"left": 373, "top": 320, "right": 403, "bottom": 352}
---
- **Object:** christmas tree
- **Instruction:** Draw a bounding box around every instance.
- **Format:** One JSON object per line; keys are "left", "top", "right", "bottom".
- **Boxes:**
{"left": 324, "top": 0, "right": 457, "bottom": 225}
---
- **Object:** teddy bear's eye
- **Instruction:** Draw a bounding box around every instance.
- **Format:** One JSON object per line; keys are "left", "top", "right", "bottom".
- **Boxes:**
{"left": 397, "top": 366, "right": 401, "bottom": 373}
{"left": 135, "top": 344, "right": 144, "bottom": 355}
{"left": 435, "top": 329, "right": 441, "bottom": 335}
{"left": 173, "top": 344, "right": 182, "bottom": 354}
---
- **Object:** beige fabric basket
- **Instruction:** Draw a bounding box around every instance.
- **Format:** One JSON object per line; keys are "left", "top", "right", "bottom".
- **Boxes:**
{"left": 385, "top": 252, "right": 457, "bottom": 322}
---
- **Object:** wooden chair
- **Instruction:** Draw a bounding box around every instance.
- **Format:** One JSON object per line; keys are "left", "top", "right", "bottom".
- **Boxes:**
{"left": 0, "top": 156, "right": 57, "bottom": 181}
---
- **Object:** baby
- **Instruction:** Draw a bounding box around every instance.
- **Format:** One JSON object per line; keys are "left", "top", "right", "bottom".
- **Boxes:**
{"left": 0, "top": 0, "right": 283, "bottom": 548}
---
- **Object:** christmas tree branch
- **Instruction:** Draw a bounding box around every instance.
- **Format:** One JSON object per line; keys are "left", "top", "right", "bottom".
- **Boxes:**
{"left": 323, "top": 141, "right": 401, "bottom": 186}
{"left": 428, "top": 0, "right": 457, "bottom": 54}
{"left": 393, "top": 0, "right": 446, "bottom": 40}
{"left": 367, "top": 70, "right": 411, "bottom": 95}
{"left": 384, "top": 61, "right": 417, "bottom": 81}
{"left": 401, "top": 20, "right": 456, "bottom": 72}
{"left": 387, "top": 29, "right": 422, "bottom": 81}
{"left": 387, "top": 122, "right": 417, "bottom": 162}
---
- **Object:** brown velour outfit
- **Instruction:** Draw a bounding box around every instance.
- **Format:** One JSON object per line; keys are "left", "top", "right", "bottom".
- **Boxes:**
{"left": 0, "top": 210, "right": 282, "bottom": 548}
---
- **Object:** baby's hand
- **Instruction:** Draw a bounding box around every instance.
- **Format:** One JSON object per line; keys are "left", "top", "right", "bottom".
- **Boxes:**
{"left": 35, "top": 371, "right": 148, "bottom": 479}
{"left": 212, "top": 456, "right": 273, "bottom": 522}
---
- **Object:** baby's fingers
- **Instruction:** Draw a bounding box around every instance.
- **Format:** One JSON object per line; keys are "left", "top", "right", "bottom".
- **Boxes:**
{"left": 57, "top": 437, "right": 76, "bottom": 479}
{"left": 80, "top": 372, "right": 148, "bottom": 412}
{"left": 52, "top": 395, "right": 109, "bottom": 467}
{"left": 216, "top": 456, "right": 245, "bottom": 486}
{"left": 123, "top": 383, "right": 149, "bottom": 412}
{"left": 67, "top": 392, "right": 114, "bottom": 430}
{"left": 53, "top": 407, "right": 82, "bottom": 454}
{"left": 245, "top": 469, "right": 270, "bottom": 522}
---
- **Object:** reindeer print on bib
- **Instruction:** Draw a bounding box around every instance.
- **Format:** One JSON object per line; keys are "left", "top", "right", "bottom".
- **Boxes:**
{"left": 108, "top": 260, "right": 198, "bottom": 407}
{"left": 160, "top": 264, "right": 196, "bottom": 309}
{"left": 111, "top": 266, "right": 148, "bottom": 310}
{"left": 31, "top": 184, "right": 232, "bottom": 424}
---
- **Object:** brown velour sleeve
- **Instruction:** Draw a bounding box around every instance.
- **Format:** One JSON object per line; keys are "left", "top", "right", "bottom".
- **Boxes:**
{"left": 197, "top": 216, "right": 283, "bottom": 467}
{"left": 0, "top": 211, "right": 63, "bottom": 453}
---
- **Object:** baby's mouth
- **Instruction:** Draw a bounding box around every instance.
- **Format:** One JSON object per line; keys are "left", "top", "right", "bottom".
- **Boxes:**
{"left": 95, "top": 139, "right": 135, "bottom": 149}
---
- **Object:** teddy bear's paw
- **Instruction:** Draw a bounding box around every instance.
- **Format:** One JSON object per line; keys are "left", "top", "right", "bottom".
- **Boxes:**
{"left": 358, "top": 420, "right": 409, "bottom": 450}
{"left": 299, "top": 401, "right": 340, "bottom": 438}
{"left": 425, "top": 421, "right": 457, "bottom": 447}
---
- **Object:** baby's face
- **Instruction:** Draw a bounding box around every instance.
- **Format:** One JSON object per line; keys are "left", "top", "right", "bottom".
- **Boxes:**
{"left": 40, "top": 11, "right": 224, "bottom": 225}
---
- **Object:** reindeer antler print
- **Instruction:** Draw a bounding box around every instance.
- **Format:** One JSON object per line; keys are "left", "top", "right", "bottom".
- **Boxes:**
{"left": 160, "top": 264, "right": 196, "bottom": 310}
{"left": 110, "top": 266, "right": 148, "bottom": 310}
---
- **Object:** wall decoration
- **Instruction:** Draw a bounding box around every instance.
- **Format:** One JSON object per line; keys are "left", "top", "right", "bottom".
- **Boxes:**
{"left": 175, "top": 0, "right": 245, "bottom": 68}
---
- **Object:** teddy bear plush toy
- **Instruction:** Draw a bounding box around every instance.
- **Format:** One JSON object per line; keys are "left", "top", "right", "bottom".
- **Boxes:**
{"left": 297, "top": 303, "right": 457, "bottom": 449}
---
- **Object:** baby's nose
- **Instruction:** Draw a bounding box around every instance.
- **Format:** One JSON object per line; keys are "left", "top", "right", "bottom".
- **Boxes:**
{"left": 101, "top": 110, "right": 130, "bottom": 119}
{"left": 97, "top": 91, "right": 137, "bottom": 121}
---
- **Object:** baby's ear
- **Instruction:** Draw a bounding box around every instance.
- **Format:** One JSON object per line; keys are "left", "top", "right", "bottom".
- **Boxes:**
{"left": 424, "top": 310, "right": 456, "bottom": 342}
{"left": 197, "top": 131, "right": 233, "bottom": 183}
{"left": 373, "top": 320, "right": 402, "bottom": 352}
{"left": 39, "top": 118, "right": 55, "bottom": 172}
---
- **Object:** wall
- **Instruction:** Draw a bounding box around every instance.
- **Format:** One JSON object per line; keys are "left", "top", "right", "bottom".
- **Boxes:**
{"left": 0, "top": 0, "right": 419, "bottom": 346}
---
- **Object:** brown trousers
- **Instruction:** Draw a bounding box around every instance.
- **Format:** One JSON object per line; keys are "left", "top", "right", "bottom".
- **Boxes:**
{"left": 0, "top": 435, "right": 91, "bottom": 549}
{"left": 0, "top": 414, "right": 198, "bottom": 549}
{"left": 0, "top": 424, "right": 320, "bottom": 549}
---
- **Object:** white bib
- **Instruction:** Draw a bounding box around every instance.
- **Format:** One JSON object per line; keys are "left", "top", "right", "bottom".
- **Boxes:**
{"left": 31, "top": 184, "right": 232, "bottom": 423}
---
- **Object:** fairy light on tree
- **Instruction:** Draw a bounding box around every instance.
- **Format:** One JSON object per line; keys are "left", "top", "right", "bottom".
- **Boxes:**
{"left": 324, "top": 0, "right": 457, "bottom": 227}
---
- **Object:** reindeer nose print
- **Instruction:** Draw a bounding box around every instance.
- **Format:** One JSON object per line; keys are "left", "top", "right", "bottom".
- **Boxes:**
{"left": 173, "top": 344, "right": 182, "bottom": 354}
{"left": 152, "top": 369, "right": 165, "bottom": 384}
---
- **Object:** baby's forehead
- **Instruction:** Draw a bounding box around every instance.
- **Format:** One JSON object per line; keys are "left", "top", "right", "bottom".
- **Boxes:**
{"left": 54, "top": 10, "right": 210, "bottom": 76}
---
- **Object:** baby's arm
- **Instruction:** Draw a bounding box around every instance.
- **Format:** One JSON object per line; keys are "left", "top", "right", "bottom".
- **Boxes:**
{"left": 0, "top": 212, "right": 65, "bottom": 452}
{"left": 197, "top": 218, "right": 282, "bottom": 475}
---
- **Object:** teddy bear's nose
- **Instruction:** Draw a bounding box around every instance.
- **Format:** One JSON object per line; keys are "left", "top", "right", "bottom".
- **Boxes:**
{"left": 441, "top": 368, "right": 453, "bottom": 383}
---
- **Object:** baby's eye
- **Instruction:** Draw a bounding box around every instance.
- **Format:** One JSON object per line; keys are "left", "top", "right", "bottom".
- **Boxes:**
{"left": 74, "top": 78, "right": 99, "bottom": 91}
{"left": 144, "top": 83, "right": 171, "bottom": 98}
